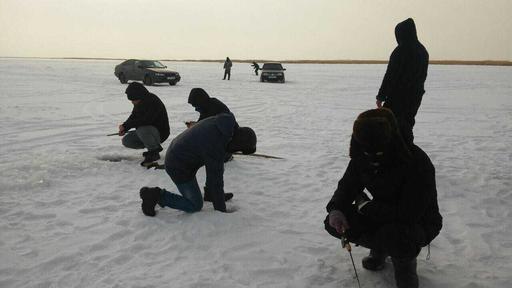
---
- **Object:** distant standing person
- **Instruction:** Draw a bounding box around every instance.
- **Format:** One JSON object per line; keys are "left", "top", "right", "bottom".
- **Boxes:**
{"left": 376, "top": 18, "right": 429, "bottom": 145}
{"left": 251, "top": 61, "right": 260, "bottom": 75}
{"left": 118, "top": 82, "right": 170, "bottom": 166}
{"left": 139, "top": 113, "right": 257, "bottom": 216}
{"left": 223, "top": 57, "right": 232, "bottom": 80}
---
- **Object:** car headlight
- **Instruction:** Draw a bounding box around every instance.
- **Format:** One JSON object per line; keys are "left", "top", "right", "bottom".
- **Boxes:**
{"left": 277, "top": 73, "right": 283, "bottom": 76}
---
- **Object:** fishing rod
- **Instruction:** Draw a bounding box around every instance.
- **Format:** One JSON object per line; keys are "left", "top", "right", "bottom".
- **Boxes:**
{"left": 342, "top": 236, "right": 361, "bottom": 288}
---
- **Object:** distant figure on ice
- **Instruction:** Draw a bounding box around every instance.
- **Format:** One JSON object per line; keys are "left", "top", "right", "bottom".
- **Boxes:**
{"left": 139, "top": 113, "right": 256, "bottom": 216}
{"left": 324, "top": 108, "right": 442, "bottom": 288}
{"left": 376, "top": 18, "right": 429, "bottom": 145}
{"left": 118, "top": 82, "right": 170, "bottom": 166}
{"left": 223, "top": 57, "right": 232, "bottom": 80}
{"left": 186, "top": 87, "right": 237, "bottom": 162}
{"left": 251, "top": 61, "right": 260, "bottom": 75}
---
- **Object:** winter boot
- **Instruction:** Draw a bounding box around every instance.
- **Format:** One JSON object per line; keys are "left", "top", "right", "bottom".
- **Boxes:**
{"left": 391, "top": 257, "right": 419, "bottom": 288}
{"left": 140, "top": 150, "right": 160, "bottom": 166}
{"left": 362, "top": 249, "right": 387, "bottom": 271}
{"left": 203, "top": 186, "right": 233, "bottom": 202}
{"left": 143, "top": 145, "right": 163, "bottom": 157}
{"left": 139, "top": 187, "right": 162, "bottom": 217}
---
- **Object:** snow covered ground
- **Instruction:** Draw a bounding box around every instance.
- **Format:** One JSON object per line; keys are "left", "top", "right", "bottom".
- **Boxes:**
{"left": 0, "top": 58, "right": 511, "bottom": 288}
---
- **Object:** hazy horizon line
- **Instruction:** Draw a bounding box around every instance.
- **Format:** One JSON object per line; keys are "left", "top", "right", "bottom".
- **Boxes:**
{"left": 1, "top": 56, "right": 511, "bottom": 66}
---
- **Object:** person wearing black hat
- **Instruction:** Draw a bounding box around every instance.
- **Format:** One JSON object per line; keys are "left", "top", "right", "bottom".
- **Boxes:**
{"left": 376, "top": 18, "right": 429, "bottom": 145}
{"left": 324, "top": 108, "right": 442, "bottom": 288}
{"left": 118, "top": 82, "right": 170, "bottom": 166}
{"left": 139, "top": 113, "right": 256, "bottom": 215}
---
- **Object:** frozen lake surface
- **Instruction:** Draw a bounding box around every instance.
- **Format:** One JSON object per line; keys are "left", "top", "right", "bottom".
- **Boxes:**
{"left": 0, "top": 58, "right": 511, "bottom": 287}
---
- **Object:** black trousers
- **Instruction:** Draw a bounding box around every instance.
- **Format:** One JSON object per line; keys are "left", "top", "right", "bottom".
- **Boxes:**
{"left": 324, "top": 205, "right": 424, "bottom": 259}
{"left": 223, "top": 69, "right": 231, "bottom": 80}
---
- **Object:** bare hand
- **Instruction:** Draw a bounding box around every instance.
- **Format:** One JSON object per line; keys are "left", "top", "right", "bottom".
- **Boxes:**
{"left": 185, "top": 121, "right": 196, "bottom": 128}
{"left": 376, "top": 100, "right": 383, "bottom": 108}
{"left": 329, "top": 210, "right": 350, "bottom": 235}
{"left": 118, "top": 124, "right": 126, "bottom": 136}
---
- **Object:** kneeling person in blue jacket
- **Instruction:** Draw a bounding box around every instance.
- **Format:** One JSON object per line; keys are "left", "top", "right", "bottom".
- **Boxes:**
{"left": 140, "top": 113, "right": 256, "bottom": 215}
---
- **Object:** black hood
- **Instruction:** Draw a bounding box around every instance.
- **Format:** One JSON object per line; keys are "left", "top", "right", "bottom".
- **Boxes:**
{"left": 188, "top": 88, "right": 210, "bottom": 107}
{"left": 395, "top": 18, "right": 418, "bottom": 45}
{"left": 125, "top": 82, "right": 149, "bottom": 100}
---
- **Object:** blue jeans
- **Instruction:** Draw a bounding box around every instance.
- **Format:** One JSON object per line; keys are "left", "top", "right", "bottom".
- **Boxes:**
{"left": 159, "top": 179, "right": 203, "bottom": 213}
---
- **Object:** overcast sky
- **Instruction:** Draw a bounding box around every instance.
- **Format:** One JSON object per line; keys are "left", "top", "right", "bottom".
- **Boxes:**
{"left": 0, "top": 0, "right": 510, "bottom": 61}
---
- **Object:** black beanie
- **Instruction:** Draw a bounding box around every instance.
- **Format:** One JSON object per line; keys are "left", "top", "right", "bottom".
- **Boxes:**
{"left": 229, "top": 127, "right": 257, "bottom": 154}
{"left": 188, "top": 88, "right": 210, "bottom": 106}
{"left": 125, "top": 82, "right": 149, "bottom": 100}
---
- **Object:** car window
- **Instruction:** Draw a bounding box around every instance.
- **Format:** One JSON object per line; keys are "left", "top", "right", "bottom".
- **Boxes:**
{"left": 262, "top": 63, "right": 283, "bottom": 70}
{"left": 140, "top": 61, "right": 166, "bottom": 68}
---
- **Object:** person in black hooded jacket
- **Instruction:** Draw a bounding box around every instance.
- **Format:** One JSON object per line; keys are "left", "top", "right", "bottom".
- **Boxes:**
{"left": 325, "top": 108, "right": 442, "bottom": 288}
{"left": 186, "top": 88, "right": 233, "bottom": 127}
{"left": 186, "top": 88, "right": 237, "bottom": 162}
{"left": 119, "top": 82, "right": 170, "bottom": 166}
{"left": 138, "top": 113, "right": 257, "bottom": 215}
{"left": 376, "top": 18, "right": 429, "bottom": 145}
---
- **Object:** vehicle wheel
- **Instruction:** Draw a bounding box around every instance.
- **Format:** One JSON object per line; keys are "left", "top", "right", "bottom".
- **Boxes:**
{"left": 169, "top": 81, "right": 177, "bottom": 86}
{"left": 143, "top": 75, "right": 153, "bottom": 85}
{"left": 281, "top": 77, "right": 285, "bottom": 83}
{"left": 118, "top": 73, "right": 127, "bottom": 84}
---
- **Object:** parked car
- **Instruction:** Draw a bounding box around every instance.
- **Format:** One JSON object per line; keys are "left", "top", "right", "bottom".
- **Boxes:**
{"left": 114, "top": 59, "right": 181, "bottom": 86}
{"left": 260, "top": 62, "right": 286, "bottom": 83}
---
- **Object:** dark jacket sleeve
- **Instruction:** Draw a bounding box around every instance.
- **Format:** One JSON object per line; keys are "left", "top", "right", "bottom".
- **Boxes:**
{"left": 326, "top": 160, "right": 365, "bottom": 213}
{"left": 377, "top": 47, "right": 402, "bottom": 102}
{"left": 360, "top": 157, "right": 433, "bottom": 225}
{"left": 204, "top": 156, "right": 226, "bottom": 212}
{"left": 123, "top": 100, "right": 163, "bottom": 130}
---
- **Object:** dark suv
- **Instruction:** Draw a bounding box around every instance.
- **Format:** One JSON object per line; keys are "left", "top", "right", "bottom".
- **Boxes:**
{"left": 114, "top": 59, "right": 181, "bottom": 86}
{"left": 260, "top": 62, "right": 286, "bottom": 83}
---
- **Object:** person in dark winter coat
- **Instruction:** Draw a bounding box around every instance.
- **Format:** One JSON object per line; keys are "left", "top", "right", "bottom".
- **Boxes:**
{"left": 251, "top": 62, "right": 260, "bottom": 75}
{"left": 119, "top": 82, "right": 170, "bottom": 166}
{"left": 324, "top": 108, "right": 442, "bottom": 288}
{"left": 223, "top": 57, "right": 232, "bottom": 80}
{"left": 186, "top": 88, "right": 234, "bottom": 127}
{"left": 139, "top": 113, "right": 256, "bottom": 215}
{"left": 186, "top": 88, "right": 237, "bottom": 162}
{"left": 376, "top": 18, "right": 429, "bottom": 145}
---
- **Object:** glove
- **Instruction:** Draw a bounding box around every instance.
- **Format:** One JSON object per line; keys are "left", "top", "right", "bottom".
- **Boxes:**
{"left": 328, "top": 210, "right": 350, "bottom": 235}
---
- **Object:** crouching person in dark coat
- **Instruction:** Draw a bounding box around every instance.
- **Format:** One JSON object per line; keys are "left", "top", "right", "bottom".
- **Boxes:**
{"left": 324, "top": 108, "right": 442, "bottom": 288}
{"left": 186, "top": 88, "right": 234, "bottom": 128}
{"left": 186, "top": 87, "right": 237, "bottom": 162}
{"left": 139, "top": 113, "right": 256, "bottom": 215}
{"left": 119, "top": 82, "right": 170, "bottom": 166}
